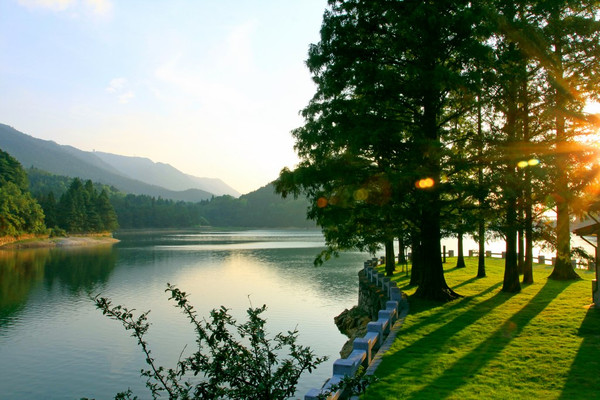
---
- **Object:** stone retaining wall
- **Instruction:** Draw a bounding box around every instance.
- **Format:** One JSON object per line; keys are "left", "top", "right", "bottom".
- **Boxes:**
{"left": 305, "top": 259, "right": 407, "bottom": 400}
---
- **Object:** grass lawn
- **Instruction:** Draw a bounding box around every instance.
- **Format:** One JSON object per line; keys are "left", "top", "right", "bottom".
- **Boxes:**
{"left": 362, "top": 257, "right": 600, "bottom": 400}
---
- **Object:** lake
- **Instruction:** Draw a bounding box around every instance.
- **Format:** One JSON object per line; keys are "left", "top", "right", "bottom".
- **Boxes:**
{"left": 0, "top": 229, "right": 373, "bottom": 399}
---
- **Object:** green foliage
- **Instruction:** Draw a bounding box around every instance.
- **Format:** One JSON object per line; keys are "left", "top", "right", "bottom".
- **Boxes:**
{"left": 111, "top": 184, "right": 313, "bottom": 229}
{"left": 53, "top": 178, "right": 119, "bottom": 233}
{"left": 0, "top": 150, "right": 46, "bottom": 237}
{"left": 0, "top": 148, "right": 28, "bottom": 191}
{"left": 93, "top": 284, "right": 327, "bottom": 400}
{"left": 0, "top": 182, "right": 46, "bottom": 236}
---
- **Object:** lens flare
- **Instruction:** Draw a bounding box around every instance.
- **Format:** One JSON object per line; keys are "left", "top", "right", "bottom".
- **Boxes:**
{"left": 353, "top": 188, "right": 369, "bottom": 201}
{"left": 316, "top": 197, "right": 328, "bottom": 208}
{"left": 415, "top": 178, "right": 435, "bottom": 189}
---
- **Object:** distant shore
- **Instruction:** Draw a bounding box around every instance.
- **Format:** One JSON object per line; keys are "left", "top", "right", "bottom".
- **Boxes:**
{"left": 0, "top": 234, "right": 120, "bottom": 249}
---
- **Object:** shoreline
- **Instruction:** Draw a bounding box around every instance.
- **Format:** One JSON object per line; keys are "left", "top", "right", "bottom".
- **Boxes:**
{"left": 0, "top": 235, "right": 120, "bottom": 249}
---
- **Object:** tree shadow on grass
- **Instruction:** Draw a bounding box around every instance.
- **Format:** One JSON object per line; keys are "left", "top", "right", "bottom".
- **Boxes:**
{"left": 452, "top": 276, "right": 479, "bottom": 290}
{"left": 405, "top": 279, "right": 572, "bottom": 400}
{"left": 559, "top": 307, "right": 600, "bottom": 400}
{"left": 374, "top": 281, "right": 508, "bottom": 382}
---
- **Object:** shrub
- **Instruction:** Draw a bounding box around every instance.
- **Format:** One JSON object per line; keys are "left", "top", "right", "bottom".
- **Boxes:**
{"left": 91, "top": 284, "right": 328, "bottom": 399}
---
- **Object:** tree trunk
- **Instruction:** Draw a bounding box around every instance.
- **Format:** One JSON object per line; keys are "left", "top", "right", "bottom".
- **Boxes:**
{"left": 398, "top": 235, "right": 407, "bottom": 264}
{"left": 503, "top": 195, "right": 521, "bottom": 293}
{"left": 502, "top": 60, "right": 521, "bottom": 293}
{"left": 456, "top": 232, "right": 466, "bottom": 268}
{"left": 523, "top": 194, "right": 534, "bottom": 284}
{"left": 385, "top": 238, "right": 395, "bottom": 277}
{"left": 410, "top": 231, "right": 422, "bottom": 286}
{"left": 476, "top": 95, "right": 486, "bottom": 278}
{"left": 517, "top": 206, "right": 525, "bottom": 275}
{"left": 522, "top": 83, "right": 533, "bottom": 284}
{"left": 415, "top": 201, "right": 460, "bottom": 301}
{"left": 548, "top": 11, "right": 580, "bottom": 281}
{"left": 413, "top": 24, "right": 459, "bottom": 302}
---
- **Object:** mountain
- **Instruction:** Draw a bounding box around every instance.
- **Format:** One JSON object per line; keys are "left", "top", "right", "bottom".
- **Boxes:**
{"left": 93, "top": 151, "right": 240, "bottom": 197}
{"left": 0, "top": 123, "right": 217, "bottom": 202}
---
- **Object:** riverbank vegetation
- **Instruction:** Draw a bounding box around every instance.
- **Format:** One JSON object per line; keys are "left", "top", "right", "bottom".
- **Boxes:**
{"left": 276, "top": 0, "right": 600, "bottom": 301}
{"left": 0, "top": 149, "right": 119, "bottom": 243}
{"left": 362, "top": 257, "right": 600, "bottom": 399}
{"left": 28, "top": 167, "right": 314, "bottom": 229}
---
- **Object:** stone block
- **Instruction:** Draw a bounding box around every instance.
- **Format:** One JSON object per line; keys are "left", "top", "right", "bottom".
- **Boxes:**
{"left": 333, "top": 350, "right": 366, "bottom": 376}
{"left": 367, "top": 321, "right": 384, "bottom": 346}
{"left": 390, "top": 287, "right": 403, "bottom": 302}
{"left": 320, "top": 375, "right": 344, "bottom": 400}
{"left": 376, "top": 316, "right": 391, "bottom": 335}
{"left": 354, "top": 337, "right": 373, "bottom": 364}
{"left": 386, "top": 300, "right": 399, "bottom": 313}
{"left": 382, "top": 277, "right": 390, "bottom": 292}
{"left": 304, "top": 388, "right": 322, "bottom": 400}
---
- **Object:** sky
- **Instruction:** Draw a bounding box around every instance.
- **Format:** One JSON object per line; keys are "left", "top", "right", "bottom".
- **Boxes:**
{"left": 0, "top": 0, "right": 328, "bottom": 194}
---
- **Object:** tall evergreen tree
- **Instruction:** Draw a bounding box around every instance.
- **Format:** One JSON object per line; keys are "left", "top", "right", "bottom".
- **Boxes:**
{"left": 0, "top": 150, "right": 45, "bottom": 236}
{"left": 276, "top": 0, "right": 490, "bottom": 301}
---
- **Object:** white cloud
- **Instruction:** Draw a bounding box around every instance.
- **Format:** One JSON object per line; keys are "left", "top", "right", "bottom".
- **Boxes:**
{"left": 18, "top": 0, "right": 113, "bottom": 16}
{"left": 106, "top": 77, "right": 127, "bottom": 93}
{"left": 106, "top": 77, "right": 133, "bottom": 103}
{"left": 84, "top": 0, "right": 112, "bottom": 16}
{"left": 118, "top": 91, "right": 134, "bottom": 104}
{"left": 18, "top": 0, "right": 76, "bottom": 11}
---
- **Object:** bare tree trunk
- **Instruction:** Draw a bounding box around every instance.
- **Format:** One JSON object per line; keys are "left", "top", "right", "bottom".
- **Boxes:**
{"left": 522, "top": 79, "right": 534, "bottom": 284}
{"left": 410, "top": 231, "right": 422, "bottom": 286}
{"left": 456, "top": 232, "right": 466, "bottom": 268}
{"left": 548, "top": 27, "right": 580, "bottom": 281}
{"left": 476, "top": 96, "right": 486, "bottom": 278}
{"left": 385, "top": 239, "right": 395, "bottom": 277}
{"left": 398, "top": 235, "right": 407, "bottom": 264}
{"left": 503, "top": 195, "right": 521, "bottom": 293}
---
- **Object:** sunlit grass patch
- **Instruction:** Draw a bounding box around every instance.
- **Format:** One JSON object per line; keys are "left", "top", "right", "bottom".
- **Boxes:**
{"left": 364, "top": 257, "right": 600, "bottom": 400}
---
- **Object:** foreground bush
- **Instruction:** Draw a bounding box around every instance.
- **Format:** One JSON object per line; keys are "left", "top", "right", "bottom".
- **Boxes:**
{"left": 91, "top": 284, "right": 327, "bottom": 399}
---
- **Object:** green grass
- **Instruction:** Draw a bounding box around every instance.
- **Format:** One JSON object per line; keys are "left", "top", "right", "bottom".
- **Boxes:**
{"left": 362, "top": 258, "right": 600, "bottom": 400}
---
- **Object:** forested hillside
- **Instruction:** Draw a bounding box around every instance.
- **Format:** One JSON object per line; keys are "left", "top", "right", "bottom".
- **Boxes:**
{"left": 109, "top": 184, "right": 313, "bottom": 229}
{"left": 0, "top": 150, "right": 45, "bottom": 237}
{"left": 28, "top": 168, "right": 313, "bottom": 229}
{"left": 0, "top": 124, "right": 214, "bottom": 202}
{"left": 37, "top": 178, "right": 119, "bottom": 234}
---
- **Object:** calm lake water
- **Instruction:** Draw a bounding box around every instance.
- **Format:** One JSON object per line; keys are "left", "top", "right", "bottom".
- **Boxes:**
{"left": 0, "top": 229, "right": 372, "bottom": 399}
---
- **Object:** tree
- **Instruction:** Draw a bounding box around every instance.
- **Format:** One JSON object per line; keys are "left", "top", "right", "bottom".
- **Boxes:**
{"left": 277, "top": 0, "right": 491, "bottom": 301}
{"left": 0, "top": 150, "right": 46, "bottom": 236}
{"left": 93, "top": 284, "right": 327, "bottom": 400}
{"left": 56, "top": 178, "right": 119, "bottom": 233}
{"left": 535, "top": 1, "right": 600, "bottom": 280}
{"left": 0, "top": 182, "right": 46, "bottom": 236}
{"left": 0, "top": 149, "right": 28, "bottom": 191}
{"left": 96, "top": 189, "right": 119, "bottom": 232}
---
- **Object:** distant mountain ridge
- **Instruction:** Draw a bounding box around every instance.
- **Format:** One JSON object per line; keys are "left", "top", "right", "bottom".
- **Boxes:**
{"left": 0, "top": 123, "right": 239, "bottom": 201}
{"left": 93, "top": 151, "right": 240, "bottom": 197}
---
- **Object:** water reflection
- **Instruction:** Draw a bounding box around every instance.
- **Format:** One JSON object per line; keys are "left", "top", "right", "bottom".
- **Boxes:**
{"left": 0, "top": 230, "right": 370, "bottom": 400}
{"left": 0, "top": 245, "right": 117, "bottom": 327}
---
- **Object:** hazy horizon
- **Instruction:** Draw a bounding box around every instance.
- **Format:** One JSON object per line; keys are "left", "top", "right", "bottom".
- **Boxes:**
{"left": 0, "top": 0, "right": 328, "bottom": 194}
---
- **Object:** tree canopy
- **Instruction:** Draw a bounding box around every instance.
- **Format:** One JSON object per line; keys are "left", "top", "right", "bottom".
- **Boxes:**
{"left": 276, "top": 0, "right": 600, "bottom": 301}
{"left": 0, "top": 149, "right": 45, "bottom": 237}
